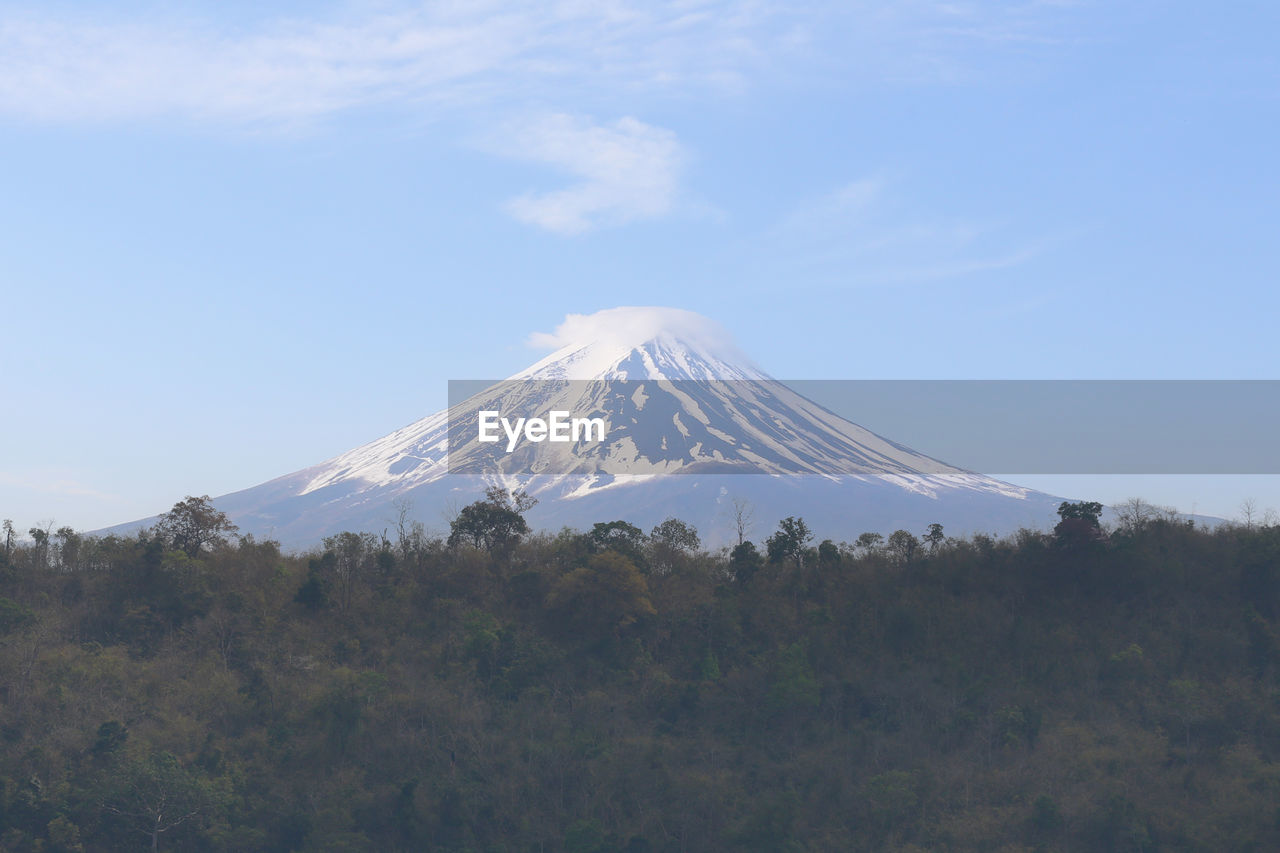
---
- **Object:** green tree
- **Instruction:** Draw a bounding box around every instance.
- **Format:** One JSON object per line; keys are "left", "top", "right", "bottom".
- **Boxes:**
{"left": 0, "top": 596, "right": 35, "bottom": 635}
{"left": 294, "top": 560, "right": 331, "bottom": 612}
{"left": 545, "top": 551, "right": 655, "bottom": 643}
{"left": 1057, "top": 500, "right": 1104, "bottom": 525}
{"left": 923, "top": 522, "right": 945, "bottom": 552}
{"left": 156, "top": 496, "right": 238, "bottom": 557}
{"left": 649, "top": 517, "right": 700, "bottom": 574}
{"left": 855, "top": 531, "right": 884, "bottom": 553}
{"left": 650, "top": 517, "right": 700, "bottom": 552}
{"left": 587, "top": 520, "right": 649, "bottom": 569}
{"left": 769, "top": 641, "right": 820, "bottom": 711}
{"left": 730, "top": 540, "right": 763, "bottom": 584}
{"left": 319, "top": 531, "right": 379, "bottom": 616}
{"left": 54, "top": 526, "right": 83, "bottom": 571}
{"left": 46, "top": 814, "right": 85, "bottom": 852}
{"left": 1239, "top": 527, "right": 1280, "bottom": 618}
{"left": 1054, "top": 500, "right": 1106, "bottom": 548}
{"left": 1, "top": 518, "right": 14, "bottom": 561}
{"left": 766, "top": 517, "right": 812, "bottom": 566}
{"left": 887, "top": 529, "right": 919, "bottom": 564}
{"left": 28, "top": 525, "right": 50, "bottom": 570}
{"left": 447, "top": 487, "right": 536, "bottom": 554}
{"left": 650, "top": 512, "right": 701, "bottom": 550}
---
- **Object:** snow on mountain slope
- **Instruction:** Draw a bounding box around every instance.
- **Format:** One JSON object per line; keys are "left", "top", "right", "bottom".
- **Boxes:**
{"left": 293, "top": 308, "right": 756, "bottom": 496}
{"left": 297, "top": 307, "right": 1024, "bottom": 494}
{"left": 103, "top": 307, "right": 1060, "bottom": 547}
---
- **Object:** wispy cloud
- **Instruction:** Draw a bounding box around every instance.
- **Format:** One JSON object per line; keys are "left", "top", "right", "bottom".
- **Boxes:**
{"left": 0, "top": 2, "right": 792, "bottom": 126}
{"left": 498, "top": 113, "right": 684, "bottom": 234}
{"left": 0, "top": 7, "right": 528, "bottom": 124}
{"left": 0, "top": 2, "right": 1084, "bottom": 235}
{"left": 0, "top": 2, "right": 1081, "bottom": 127}
{"left": 763, "top": 176, "right": 1058, "bottom": 286}
{"left": 0, "top": 471, "right": 120, "bottom": 502}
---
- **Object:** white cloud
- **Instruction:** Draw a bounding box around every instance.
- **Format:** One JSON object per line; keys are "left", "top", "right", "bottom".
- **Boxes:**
{"left": 763, "top": 176, "right": 1056, "bottom": 286}
{"left": 773, "top": 177, "right": 888, "bottom": 234}
{"left": 0, "top": 2, "right": 794, "bottom": 126}
{"left": 0, "top": 7, "right": 528, "bottom": 124}
{"left": 0, "top": 470, "right": 119, "bottom": 501}
{"left": 528, "top": 306, "right": 736, "bottom": 352}
{"left": 0, "top": 2, "right": 1081, "bottom": 127}
{"left": 499, "top": 113, "right": 684, "bottom": 234}
{"left": 524, "top": 306, "right": 754, "bottom": 372}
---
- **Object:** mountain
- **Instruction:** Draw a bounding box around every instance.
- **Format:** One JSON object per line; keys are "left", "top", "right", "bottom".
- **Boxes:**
{"left": 105, "top": 307, "right": 1064, "bottom": 547}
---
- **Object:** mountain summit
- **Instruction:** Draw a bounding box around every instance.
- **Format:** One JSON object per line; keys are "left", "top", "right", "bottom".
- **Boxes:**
{"left": 517, "top": 307, "right": 762, "bottom": 381}
{"left": 108, "top": 307, "right": 1061, "bottom": 547}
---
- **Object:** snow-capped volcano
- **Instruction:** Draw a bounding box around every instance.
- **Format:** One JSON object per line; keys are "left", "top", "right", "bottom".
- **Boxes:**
{"left": 294, "top": 307, "right": 1021, "bottom": 493}
{"left": 296, "top": 307, "right": 770, "bottom": 497}
{"left": 105, "top": 307, "right": 1062, "bottom": 547}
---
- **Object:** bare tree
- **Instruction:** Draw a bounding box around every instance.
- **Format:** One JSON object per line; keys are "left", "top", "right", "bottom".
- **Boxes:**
{"left": 391, "top": 496, "right": 432, "bottom": 565}
{"left": 102, "top": 751, "right": 217, "bottom": 852}
{"left": 1116, "top": 497, "right": 1157, "bottom": 533}
{"left": 392, "top": 496, "right": 414, "bottom": 544}
{"left": 1240, "top": 497, "right": 1260, "bottom": 530}
{"left": 441, "top": 496, "right": 464, "bottom": 529}
{"left": 730, "top": 497, "right": 755, "bottom": 546}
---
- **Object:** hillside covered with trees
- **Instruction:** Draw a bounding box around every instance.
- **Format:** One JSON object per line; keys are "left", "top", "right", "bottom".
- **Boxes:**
{"left": 2, "top": 493, "right": 1280, "bottom": 851}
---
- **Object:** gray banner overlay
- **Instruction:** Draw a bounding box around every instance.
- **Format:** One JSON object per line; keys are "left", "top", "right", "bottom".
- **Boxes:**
{"left": 447, "top": 380, "right": 1280, "bottom": 476}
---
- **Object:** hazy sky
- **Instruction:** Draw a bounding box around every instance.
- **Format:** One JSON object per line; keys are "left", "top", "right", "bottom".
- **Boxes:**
{"left": 2, "top": 0, "right": 1278, "bottom": 533}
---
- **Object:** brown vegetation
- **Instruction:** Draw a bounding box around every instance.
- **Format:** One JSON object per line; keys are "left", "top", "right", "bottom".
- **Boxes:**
{"left": 1, "top": 497, "right": 1278, "bottom": 850}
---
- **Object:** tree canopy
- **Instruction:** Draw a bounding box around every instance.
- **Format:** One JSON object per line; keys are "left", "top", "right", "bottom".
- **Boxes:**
{"left": 1, "top": 501, "right": 1277, "bottom": 850}
{"left": 155, "top": 495, "right": 238, "bottom": 557}
{"left": 447, "top": 486, "right": 537, "bottom": 553}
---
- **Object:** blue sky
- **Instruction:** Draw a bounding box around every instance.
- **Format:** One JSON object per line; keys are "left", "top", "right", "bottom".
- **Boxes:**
{"left": 2, "top": 0, "right": 1278, "bottom": 533}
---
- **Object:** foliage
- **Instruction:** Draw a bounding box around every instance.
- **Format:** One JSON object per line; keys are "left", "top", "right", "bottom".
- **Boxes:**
{"left": 1, "top": 505, "right": 1279, "bottom": 850}
{"left": 729, "top": 540, "right": 763, "bottom": 583}
{"left": 585, "top": 519, "right": 649, "bottom": 570}
{"left": 855, "top": 531, "right": 884, "bottom": 552}
{"left": 1058, "top": 500, "right": 1105, "bottom": 524}
{"left": 887, "top": 529, "right": 920, "bottom": 563}
{"left": 649, "top": 517, "right": 700, "bottom": 574}
{"left": 1055, "top": 500, "right": 1108, "bottom": 549}
{"left": 447, "top": 486, "right": 537, "bottom": 554}
{"left": 545, "top": 551, "right": 656, "bottom": 644}
{"left": 650, "top": 517, "right": 700, "bottom": 553}
{"left": 765, "top": 516, "right": 812, "bottom": 565}
{"left": 923, "top": 522, "right": 945, "bottom": 551}
{"left": 155, "top": 495, "right": 238, "bottom": 557}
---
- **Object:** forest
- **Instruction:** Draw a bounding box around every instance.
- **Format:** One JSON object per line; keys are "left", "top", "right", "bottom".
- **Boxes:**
{"left": 2, "top": 491, "right": 1280, "bottom": 851}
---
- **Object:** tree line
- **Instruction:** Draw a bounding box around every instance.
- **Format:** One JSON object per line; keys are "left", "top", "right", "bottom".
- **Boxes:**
{"left": 1, "top": 492, "right": 1279, "bottom": 850}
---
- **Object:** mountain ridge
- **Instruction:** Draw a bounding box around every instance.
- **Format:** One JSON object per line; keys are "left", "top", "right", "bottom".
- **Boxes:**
{"left": 101, "top": 307, "right": 1064, "bottom": 547}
